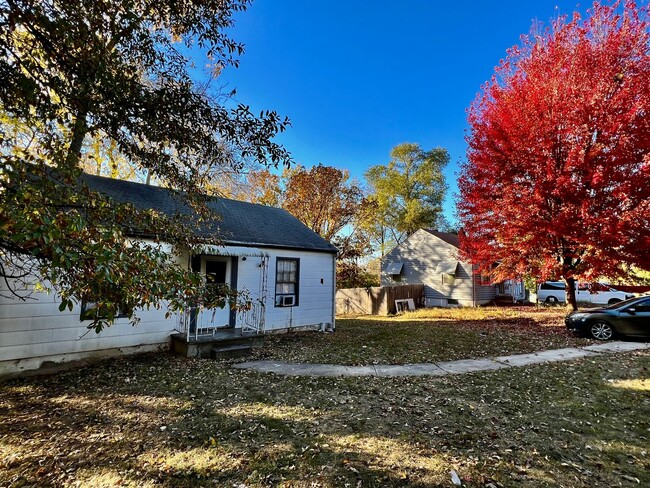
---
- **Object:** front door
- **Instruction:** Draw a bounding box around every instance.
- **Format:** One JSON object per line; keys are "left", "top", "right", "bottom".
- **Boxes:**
{"left": 204, "top": 258, "right": 232, "bottom": 329}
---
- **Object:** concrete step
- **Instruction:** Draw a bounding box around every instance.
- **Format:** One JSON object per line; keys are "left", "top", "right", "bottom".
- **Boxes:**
{"left": 171, "top": 332, "right": 265, "bottom": 358}
{"left": 211, "top": 344, "right": 253, "bottom": 360}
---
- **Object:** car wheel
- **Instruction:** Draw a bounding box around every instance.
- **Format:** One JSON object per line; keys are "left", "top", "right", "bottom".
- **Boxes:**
{"left": 608, "top": 298, "right": 622, "bottom": 305}
{"left": 589, "top": 321, "right": 615, "bottom": 341}
{"left": 546, "top": 296, "right": 558, "bottom": 305}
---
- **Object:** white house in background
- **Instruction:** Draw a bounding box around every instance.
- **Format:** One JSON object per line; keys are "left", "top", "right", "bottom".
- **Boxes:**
{"left": 1, "top": 173, "right": 337, "bottom": 377}
{"left": 381, "top": 229, "right": 526, "bottom": 307}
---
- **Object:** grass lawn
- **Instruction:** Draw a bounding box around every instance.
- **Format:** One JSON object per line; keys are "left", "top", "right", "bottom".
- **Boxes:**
{"left": 1, "top": 307, "right": 649, "bottom": 487}
{"left": 252, "top": 306, "right": 593, "bottom": 365}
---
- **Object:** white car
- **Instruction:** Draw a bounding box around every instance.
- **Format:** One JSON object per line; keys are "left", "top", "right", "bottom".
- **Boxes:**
{"left": 537, "top": 281, "right": 634, "bottom": 305}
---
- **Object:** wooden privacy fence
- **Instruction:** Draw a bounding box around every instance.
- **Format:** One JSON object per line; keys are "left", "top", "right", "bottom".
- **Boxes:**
{"left": 336, "top": 284, "right": 425, "bottom": 316}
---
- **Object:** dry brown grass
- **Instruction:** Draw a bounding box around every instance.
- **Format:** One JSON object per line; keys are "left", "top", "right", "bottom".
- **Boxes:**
{"left": 2, "top": 307, "right": 648, "bottom": 487}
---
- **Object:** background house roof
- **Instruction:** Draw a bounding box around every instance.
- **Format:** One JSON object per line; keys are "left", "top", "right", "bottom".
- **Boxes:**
{"left": 80, "top": 173, "right": 338, "bottom": 254}
{"left": 423, "top": 229, "right": 460, "bottom": 248}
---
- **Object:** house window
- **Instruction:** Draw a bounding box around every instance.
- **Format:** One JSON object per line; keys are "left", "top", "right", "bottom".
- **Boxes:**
{"left": 385, "top": 262, "right": 404, "bottom": 282}
{"left": 480, "top": 272, "right": 491, "bottom": 286}
{"left": 275, "top": 258, "right": 299, "bottom": 307}
{"left": 442, "top": 273, "right": 455, "bottom": 285}
{"left": 80, "top": 300, "right": 128, "bottom": 321}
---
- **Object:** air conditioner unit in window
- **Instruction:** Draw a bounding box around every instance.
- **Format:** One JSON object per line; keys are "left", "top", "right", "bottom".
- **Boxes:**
{"left": 280, "top": 295, "right": 295, "bottom": 307}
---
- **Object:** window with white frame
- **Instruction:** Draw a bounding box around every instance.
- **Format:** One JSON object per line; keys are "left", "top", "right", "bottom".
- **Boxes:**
{"left": 275, "top": 258, "right": 299, "bottom": 307}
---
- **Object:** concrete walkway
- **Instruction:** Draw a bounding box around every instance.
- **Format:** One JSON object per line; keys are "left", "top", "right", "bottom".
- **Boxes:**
{"left": 232, "top": 341, "right": 650, "bottom": 377}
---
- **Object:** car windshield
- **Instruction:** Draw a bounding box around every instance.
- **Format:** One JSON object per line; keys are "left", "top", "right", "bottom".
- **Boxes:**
{"left": 605, "top": 296, "right": 639, "bottom": 309}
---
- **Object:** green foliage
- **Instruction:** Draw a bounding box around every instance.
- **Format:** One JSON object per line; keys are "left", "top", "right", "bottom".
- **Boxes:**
{"left": 336, "top": 261, "right": 380, "bottom": 289}
{"left": 2, "top": 162, "right": 254, "bottom": 332}
{"left": 364, "top": 143, "right": 448, "bottom": 251}
{"left": 0, "top": 0, "right": 290, "bottom": 330}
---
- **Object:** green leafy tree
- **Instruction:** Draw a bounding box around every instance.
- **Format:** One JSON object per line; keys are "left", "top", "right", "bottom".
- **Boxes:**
{"left": 0, "top": 0, "right": 290, "bottom": 330}
{"left": 364, "top": 143, "right": 449, "bottom": 252}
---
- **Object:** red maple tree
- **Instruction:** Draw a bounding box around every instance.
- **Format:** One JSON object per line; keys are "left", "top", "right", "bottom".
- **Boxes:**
{"left": 458, "top": 1, "right": 650, "bottom": 310}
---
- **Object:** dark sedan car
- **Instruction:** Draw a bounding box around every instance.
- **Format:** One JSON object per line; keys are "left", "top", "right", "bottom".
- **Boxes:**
{"left": 565, "top": 295, "right": 650, "bottom": 340}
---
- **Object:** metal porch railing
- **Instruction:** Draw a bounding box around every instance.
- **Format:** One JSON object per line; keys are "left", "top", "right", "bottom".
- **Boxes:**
{"left": 175, "top": 301, "right": 265, "bottom": 341}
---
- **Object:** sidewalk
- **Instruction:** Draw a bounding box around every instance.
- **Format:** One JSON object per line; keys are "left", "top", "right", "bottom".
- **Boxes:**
{"left": 232, "top": 341, "right": 650, "bottom": 377}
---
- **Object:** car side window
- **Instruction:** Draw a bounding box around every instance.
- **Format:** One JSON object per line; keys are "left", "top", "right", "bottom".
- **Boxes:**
{"left": 627, "top": 299, "right": 650, "bottom": 313}
{"left": 541, "top": 282, "right": 565, "bottom": 290}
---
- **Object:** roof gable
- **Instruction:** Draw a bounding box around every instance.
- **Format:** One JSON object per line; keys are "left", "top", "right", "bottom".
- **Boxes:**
{"left": 80, "top": 173, "right": 337, "bottom": 253}
{"left": 381, "top": 228, "right": 460, "bottom": 265}
{"left": 422, "top": 229, "right": 460, "bottom": 248}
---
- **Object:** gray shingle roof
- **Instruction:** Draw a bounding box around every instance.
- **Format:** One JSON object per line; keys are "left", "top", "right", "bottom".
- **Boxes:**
{"left": 423, "top": 229, "right": 460, "bottom": 248}
{"left": 80, "top": 173, "right": 338, "bottom": 254}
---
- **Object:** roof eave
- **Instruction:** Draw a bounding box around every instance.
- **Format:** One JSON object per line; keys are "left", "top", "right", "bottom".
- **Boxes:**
{"left": 125, "top": 232, "right": 338, "bottom": 254}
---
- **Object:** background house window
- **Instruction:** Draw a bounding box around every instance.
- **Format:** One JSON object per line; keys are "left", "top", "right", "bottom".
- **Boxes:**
{"left": 480, "top": 272, "right": 491, "bottom": 286}
{"left": 275, "top": 258, "right": 299, "bottom": 306}
{"left": 442, "top": 273, "right": 455, "bottom": 285}
{"left": 386, "top": 262, "right": 403, "bottom": 282}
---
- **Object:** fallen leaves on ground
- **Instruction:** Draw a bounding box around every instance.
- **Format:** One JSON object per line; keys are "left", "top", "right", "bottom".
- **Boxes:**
{"left": 2, "top": 346, "right": 649, "bottom": 487}
{"left": 0, "top": 308, "right": 645, "bottom": 487}
{"left": 251, "top": 306, "right": 592, "bottom": 365}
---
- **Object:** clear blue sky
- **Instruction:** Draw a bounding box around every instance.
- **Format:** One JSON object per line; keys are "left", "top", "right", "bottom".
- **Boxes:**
{"left": 218, "top": 0, "right": 589, "bottom": 224}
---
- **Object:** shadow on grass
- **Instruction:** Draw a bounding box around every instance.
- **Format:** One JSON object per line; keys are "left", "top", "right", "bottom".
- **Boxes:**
{"left": 1, "top": 350, "right": 648, "bottom": 487}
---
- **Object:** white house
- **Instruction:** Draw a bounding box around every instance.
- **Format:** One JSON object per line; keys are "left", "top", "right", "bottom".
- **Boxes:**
{"left": 381, "top": 229, "right": 526, "bottom": 307}
{"left": 0, "top": 174, "right": 337, "bottom": 376}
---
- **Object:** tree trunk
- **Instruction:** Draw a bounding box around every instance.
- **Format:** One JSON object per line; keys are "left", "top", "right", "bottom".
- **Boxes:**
{"left": 64, "top": 109, "right": 88, "bottom": 170}
{"left": 564, "top": 276, "right": 578, "bottom": 311}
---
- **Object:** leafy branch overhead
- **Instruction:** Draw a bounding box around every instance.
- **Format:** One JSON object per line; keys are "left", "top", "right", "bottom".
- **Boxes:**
{"left": 0, "top": 0, "right": 291, "bottom": 329}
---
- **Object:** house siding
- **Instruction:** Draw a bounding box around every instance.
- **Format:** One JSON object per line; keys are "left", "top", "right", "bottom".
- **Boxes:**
{"left": 1, "top": 246, "right": 335, "bottom": 376}
{"left": 0, "top": 282, "right": 173, "bottom": 376}
{"left": 233, "top": 248, "right": 335, "bottom": 332}
{"left": 380, "top": 230, "right": 496, "bottom": 307}
{"left": 474, "top": 273, "right": 498, "bottom": 304}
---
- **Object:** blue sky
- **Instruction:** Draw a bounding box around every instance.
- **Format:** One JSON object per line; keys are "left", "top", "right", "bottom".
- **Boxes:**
{"left": 218, "top": 0, "right": 590, "bottom": 224}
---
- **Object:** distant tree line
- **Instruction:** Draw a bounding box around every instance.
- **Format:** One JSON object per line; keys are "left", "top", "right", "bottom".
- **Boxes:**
{"left": 202, "top": 142, "right": 452, "bottom": 289}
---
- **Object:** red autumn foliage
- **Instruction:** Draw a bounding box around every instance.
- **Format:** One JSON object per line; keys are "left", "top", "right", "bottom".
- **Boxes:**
{"left": 458, "top": 1, "right": 650, "bottom": 309}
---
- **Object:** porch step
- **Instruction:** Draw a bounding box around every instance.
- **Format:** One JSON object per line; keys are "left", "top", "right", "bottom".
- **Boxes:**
{"left": 171, "top": 332, "right": 264, "bottom": 358}
{"left": 211, "top": 344, "right": 253, "bottom": 360}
